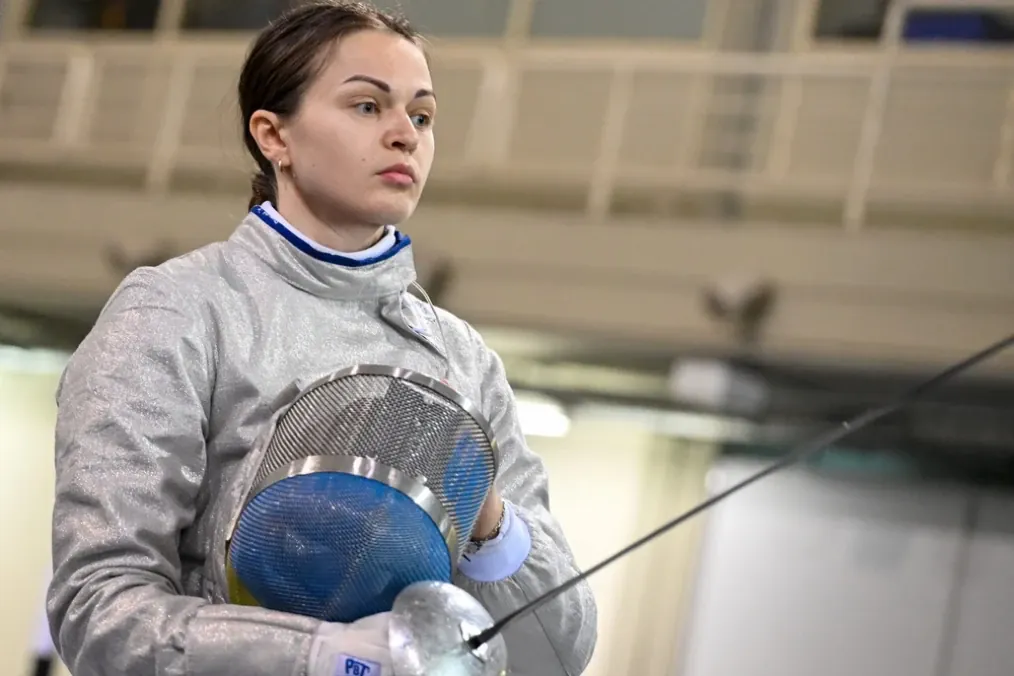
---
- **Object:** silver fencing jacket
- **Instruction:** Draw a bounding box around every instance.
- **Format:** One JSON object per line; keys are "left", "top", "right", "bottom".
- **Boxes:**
{"left": 48, "top": 210, "right": 598, "bottom": 676}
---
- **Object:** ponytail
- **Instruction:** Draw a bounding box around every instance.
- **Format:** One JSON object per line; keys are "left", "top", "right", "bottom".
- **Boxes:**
{"left": 248, "top": 171, "right": 276, "bottom": 210}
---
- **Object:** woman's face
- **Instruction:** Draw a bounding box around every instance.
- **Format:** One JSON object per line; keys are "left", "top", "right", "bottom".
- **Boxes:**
{"left": 277, "top": 30, "right": 436, "bottom": 227}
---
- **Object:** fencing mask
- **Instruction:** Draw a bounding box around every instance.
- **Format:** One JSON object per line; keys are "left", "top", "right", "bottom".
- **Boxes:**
{"left": 224, "top": 365, "right": 498, "bottom": 624}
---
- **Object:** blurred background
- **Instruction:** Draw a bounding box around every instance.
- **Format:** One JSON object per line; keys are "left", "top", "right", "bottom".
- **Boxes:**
{"left": 1, "top": 0, "right": 1013, "bottom": 675}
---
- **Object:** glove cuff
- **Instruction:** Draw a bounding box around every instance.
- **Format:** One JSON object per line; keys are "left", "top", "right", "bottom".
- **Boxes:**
{"left": 308, "top": 613, "right": 392, "bottom": 676}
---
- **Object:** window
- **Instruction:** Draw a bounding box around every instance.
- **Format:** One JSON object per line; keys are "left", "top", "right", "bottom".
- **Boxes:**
{"left": 181, "top": 0, "right": 510, "bottom": 35}
{"left": 813, "top": 0, "right": 883, "bottom": 40}
{"left": 814, "top": 0, "right": 1014, "bottom": 43}
{"left": 28, "top": 0, "right": 160, "bottom": 31}
{"left": 182, "top": 0, "right": 293, "bottom": 31}
{"left": 374, "top": 0, "right": 511, "bottom": 37}
{"left": 530, "top": 0, "right": 708, "bottom": 41}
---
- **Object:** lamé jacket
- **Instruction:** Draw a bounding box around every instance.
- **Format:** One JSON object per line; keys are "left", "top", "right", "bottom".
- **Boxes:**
{"left": 47, "top": 207, "right": 597, "bottom": 676}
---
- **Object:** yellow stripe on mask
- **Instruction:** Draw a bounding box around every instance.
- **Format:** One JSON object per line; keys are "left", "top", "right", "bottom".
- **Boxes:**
{"left": 226, "top": 555, "right": 261, "bottom": 607}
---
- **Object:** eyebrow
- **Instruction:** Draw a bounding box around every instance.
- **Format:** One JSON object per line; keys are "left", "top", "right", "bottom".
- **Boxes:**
{"left": 342, "top": 74, "right": 435, "bottom": 100}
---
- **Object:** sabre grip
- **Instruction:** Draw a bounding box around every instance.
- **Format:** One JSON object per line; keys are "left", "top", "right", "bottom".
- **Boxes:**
{"left": 308, "top": 612, "right": 392, "bottom": 676}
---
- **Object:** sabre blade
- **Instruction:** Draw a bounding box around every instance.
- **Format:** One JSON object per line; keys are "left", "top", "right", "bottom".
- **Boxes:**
{"left": 467, "top": 331, "right": 1014, "bottom": 651}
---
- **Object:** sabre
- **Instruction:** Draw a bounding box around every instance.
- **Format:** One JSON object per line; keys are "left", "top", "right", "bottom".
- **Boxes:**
{"left": 389, "top": 331, "right": 1014, "bottom": 675}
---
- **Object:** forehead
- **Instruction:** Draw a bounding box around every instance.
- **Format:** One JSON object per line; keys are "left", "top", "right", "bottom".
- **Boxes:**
{"left": 315, "top": 29, "right": 431, "bottom": 90}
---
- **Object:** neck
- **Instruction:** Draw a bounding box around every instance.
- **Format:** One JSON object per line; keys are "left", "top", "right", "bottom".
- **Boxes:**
{"left": 275, "top": 186, "right": 387, "bottom": 253}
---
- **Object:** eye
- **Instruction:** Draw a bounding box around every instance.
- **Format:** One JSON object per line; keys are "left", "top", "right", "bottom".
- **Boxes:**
{"left": 355, "top": 101, "right": 378, "bottom": 115}
{"left": 411, "top": 113, "right": 433, "bottom": 129}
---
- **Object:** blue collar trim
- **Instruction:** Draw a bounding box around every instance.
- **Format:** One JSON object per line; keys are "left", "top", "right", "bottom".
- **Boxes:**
{"left": 251, "top": 205, "right": 411, "bottom": 268}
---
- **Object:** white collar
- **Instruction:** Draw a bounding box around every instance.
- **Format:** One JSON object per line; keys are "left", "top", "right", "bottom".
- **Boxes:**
{"left": 259, "top": 201, "right": 397, "bottom": 262}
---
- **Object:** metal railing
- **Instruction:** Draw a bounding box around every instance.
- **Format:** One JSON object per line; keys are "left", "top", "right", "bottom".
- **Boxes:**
{"left": 0, "top": 1, "right": 1012, "bottom": 230}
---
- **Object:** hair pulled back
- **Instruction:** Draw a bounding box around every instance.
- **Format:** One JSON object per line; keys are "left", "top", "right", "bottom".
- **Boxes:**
{"left": 238, "top": 1, "right": 422, "bottom": 209}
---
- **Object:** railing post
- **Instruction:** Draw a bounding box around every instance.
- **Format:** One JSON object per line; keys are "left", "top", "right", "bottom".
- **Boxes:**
{"left": 764, "top": 0, "right": 818, "bottom": 179}
{"left": 787, "top": 0, "right": 820, "bottom": 50}
{"left": 587, "top": 65, "right": 634, "bottom": 220}
{"left": 0, "top": 55, "right": 8, "bottom": 114}
{"left": 673, "top": 72, "right": 712, "bottom": 182}
{"left": 463, "top": 0, "right": 531, "bottom": 171}
{"left": 53, "top": 52, "right": 98, "bottom": 148}
{"left": 464, "top": 55, "right": 517, "bottom": 168}
{"left": 842, "top": 0, "right": 907, "bottom": 232}
{"left": 504, "top": 0, "right": 535, "bottom": 41}
{"left": 670, "top": 0, "right": 733, "bottom": 197}
{"left": 0, "top": 0, "right": 32, "bottom": 41}
{"left": 993, "top": 85, "right": 1014, "bottom": 190}
{"left": 155, "top": 0, "right": 188, "bottom": 36}
{"left": 765, "top": 76, "right": 803, "bottom": 180}
{"left": 146, "top": 56, "right": 194, "bottom": 192}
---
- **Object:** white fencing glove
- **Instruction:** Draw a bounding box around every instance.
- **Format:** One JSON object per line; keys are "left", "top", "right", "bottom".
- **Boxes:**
{"left": 308, "top": 611, "right": 392, "bottom": 676}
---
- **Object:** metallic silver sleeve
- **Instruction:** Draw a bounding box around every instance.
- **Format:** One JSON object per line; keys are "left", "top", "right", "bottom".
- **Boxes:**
{"left": 48, "top": 269, "right": 321, "bottom": 676}
{"left": 453, "top": 331, "right": 599, "bottom": 676}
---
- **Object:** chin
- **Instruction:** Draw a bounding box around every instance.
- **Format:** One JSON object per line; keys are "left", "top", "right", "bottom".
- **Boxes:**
{"left": 361, "top": 194, "right": 419, "bottom": 226}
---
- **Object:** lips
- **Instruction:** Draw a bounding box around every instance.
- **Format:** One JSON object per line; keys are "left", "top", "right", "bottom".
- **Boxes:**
{"left": 378, "top": 163, "right": 416, "bottom": 183}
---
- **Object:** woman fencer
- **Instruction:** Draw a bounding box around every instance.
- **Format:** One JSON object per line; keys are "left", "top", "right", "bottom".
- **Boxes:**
{"left": 46, "top": 2, "right": 597, "bottom": 675}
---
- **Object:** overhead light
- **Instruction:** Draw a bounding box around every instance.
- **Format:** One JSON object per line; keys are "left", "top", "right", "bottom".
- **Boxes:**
{"left": 515, "top": 391, "right": 571, "bottom": 438}
{"left": 576, "top": 403, "right": 755, "bottom": 444}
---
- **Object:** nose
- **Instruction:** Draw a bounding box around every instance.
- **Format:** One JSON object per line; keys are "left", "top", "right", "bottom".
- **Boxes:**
{"left": 382, "top": 112, "right": 419, "bottom": 154}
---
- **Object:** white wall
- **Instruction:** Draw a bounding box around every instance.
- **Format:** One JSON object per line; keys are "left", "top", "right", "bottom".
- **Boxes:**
{"left": 675, "top": 457, "right": 1014, "bottom": 676}
{"left": 944, "top": 493, "right": 1014, "bottom": 676}
{"left": 527, "top": 416, "right": 716, "bottom": 676}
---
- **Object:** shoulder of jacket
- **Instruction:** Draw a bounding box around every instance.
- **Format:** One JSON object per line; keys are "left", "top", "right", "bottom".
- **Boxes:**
{"left": 94, "top": 245, "right": 229, "bottom": 336}
{"left": 117, "top": 242, "right": 227, "bottom": 299}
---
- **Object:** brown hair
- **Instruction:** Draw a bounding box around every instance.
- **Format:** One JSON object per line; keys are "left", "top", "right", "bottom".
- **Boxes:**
{"left": 238, "top": 1, "right": 422, "bottom": 209}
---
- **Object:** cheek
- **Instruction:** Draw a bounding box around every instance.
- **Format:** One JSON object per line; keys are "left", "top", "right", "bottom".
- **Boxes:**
{"left": 299, "top": 139, "right": 362, "bottom": 184}
{"left": 290, "top": 114, "right": 362, "bottom": 174}
{"left": 417, "top": 134, "right": 436, "bottom": 176}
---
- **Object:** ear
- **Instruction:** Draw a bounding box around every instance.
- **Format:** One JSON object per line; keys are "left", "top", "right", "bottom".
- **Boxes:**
{"left": 249, "top": 110, "right": 289, "bottom": 166}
